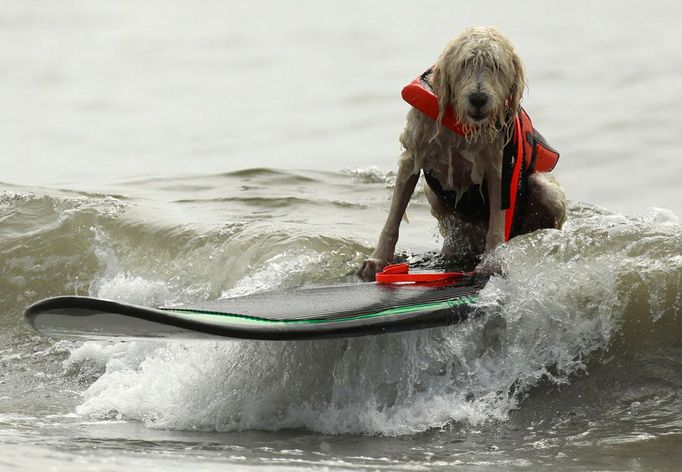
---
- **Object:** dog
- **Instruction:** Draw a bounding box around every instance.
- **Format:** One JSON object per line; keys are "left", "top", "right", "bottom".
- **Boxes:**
{"left": 358, "top": 26, "right": 567, "bottom": 281}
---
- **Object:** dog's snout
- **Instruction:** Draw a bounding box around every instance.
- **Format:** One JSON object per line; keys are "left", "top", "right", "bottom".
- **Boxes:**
{"left": 468, "top": 92, "right": 488, "bottom": 109}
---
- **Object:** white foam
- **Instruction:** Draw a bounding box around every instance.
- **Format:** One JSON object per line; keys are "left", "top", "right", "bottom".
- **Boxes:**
{"left": 70, "top": 272, "right": 613, "bottom": 436}
{"left": 342, "top": 166, "right": 395, "bottom": 185}
{"left": 93, "top": 272, "right": 170, "bottom": 306}
{"left": 72, "top": 328, "right": 521, "bottom": 435}
{"left": 221, "top": 250, "right": 324, "bottom": 298}
{"left": 66, "top": 206, "right": 681, "bottom": 435}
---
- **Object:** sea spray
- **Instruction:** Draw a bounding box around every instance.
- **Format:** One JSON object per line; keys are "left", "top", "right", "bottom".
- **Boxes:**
{"left": 64, "top": 204, "right": 681, "bottom": 435}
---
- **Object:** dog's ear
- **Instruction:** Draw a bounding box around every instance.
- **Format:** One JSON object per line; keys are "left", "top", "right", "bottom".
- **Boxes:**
{"left": 509, "top": 51, "right": 526, "bottom": 113}
{"left": 431, "top": 64, "right": 453, "bottom": 127}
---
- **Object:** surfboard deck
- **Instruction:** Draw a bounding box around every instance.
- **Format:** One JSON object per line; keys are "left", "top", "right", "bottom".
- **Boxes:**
{"left": 24, "top": 278, "right": 485, "bottom": 341}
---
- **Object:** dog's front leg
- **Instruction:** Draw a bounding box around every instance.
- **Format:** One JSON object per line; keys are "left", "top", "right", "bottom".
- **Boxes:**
{"left": 358, "top": 157, "right": 419, "bottom": 281}
{"left": 485, "top": 168, "right": 505, "bottom": 251}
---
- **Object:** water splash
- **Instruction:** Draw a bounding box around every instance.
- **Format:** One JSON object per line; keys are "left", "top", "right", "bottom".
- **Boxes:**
{"left": 65, "top": 204, "right": 680, "bottom": 435}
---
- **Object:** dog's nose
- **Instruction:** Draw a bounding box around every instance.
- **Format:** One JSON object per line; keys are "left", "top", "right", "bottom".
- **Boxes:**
{"left": 468, "top": 92, "right": 488, "bottom": 109}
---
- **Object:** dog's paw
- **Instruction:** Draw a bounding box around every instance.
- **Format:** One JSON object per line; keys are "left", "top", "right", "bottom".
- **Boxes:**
{"left": 357, "top": 258, "right": 388, "bottom": 282}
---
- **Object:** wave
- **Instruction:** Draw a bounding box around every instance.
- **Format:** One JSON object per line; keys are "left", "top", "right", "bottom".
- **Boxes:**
{"left": 0, "top": 186, "right": 366, "bottom": 331}
{"left": 70, "top": 211, "right": 682, "bottom": 435}
{"left": 2, "top": 180, "right": 680, "bottom": 436}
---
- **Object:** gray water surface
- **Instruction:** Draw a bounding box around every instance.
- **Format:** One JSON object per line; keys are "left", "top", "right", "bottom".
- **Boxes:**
{"left": 1, "top": 1, "right": 681, "bottom": 471}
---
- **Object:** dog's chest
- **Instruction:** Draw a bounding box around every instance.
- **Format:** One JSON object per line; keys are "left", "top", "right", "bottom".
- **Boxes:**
{"left": 424, "top": 148, "right": 476, "bottom": 190}
{"left": 419, "top": 140, "right": 482, "bottom": 191}
{"left": 401, "top": 109, "right": 503, "bottom": 192}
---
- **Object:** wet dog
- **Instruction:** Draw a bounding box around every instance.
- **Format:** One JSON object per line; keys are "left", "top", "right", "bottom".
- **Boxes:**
{"left": 358, "top": 26, "right": 566, "bottom": 280}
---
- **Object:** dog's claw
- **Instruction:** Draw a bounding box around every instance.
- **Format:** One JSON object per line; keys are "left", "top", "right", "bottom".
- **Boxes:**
{"left": 357, "top": 258, "right": 387, "bottom": 282}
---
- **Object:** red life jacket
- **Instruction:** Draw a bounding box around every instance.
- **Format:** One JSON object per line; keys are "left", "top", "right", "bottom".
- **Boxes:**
{"left": 401, "top": 68, "right": 560, "bottom": 241}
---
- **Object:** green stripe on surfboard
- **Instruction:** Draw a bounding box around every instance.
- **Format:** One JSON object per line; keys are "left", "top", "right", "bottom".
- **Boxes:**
{"left": 162, "top": 295, "right": 479, "bottom": 326}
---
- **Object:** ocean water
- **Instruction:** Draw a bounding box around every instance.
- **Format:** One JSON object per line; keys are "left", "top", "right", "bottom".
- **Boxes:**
{"left": 1, "top": 1, "right": 681, "bottom": 471}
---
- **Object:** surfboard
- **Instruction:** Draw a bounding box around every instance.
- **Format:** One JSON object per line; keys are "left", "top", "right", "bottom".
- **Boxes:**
{"left": 24, "top": 272, "right": 485, "bottom": 341}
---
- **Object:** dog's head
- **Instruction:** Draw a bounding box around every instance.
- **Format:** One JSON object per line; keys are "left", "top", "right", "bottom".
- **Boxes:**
{"left": 432, "top": 26, "right": 525, "bottom": 141}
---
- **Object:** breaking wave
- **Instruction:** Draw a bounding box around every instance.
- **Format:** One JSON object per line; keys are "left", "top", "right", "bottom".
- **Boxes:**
{"left": 2, "top": 175, "right": 679, "bottom": 436}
